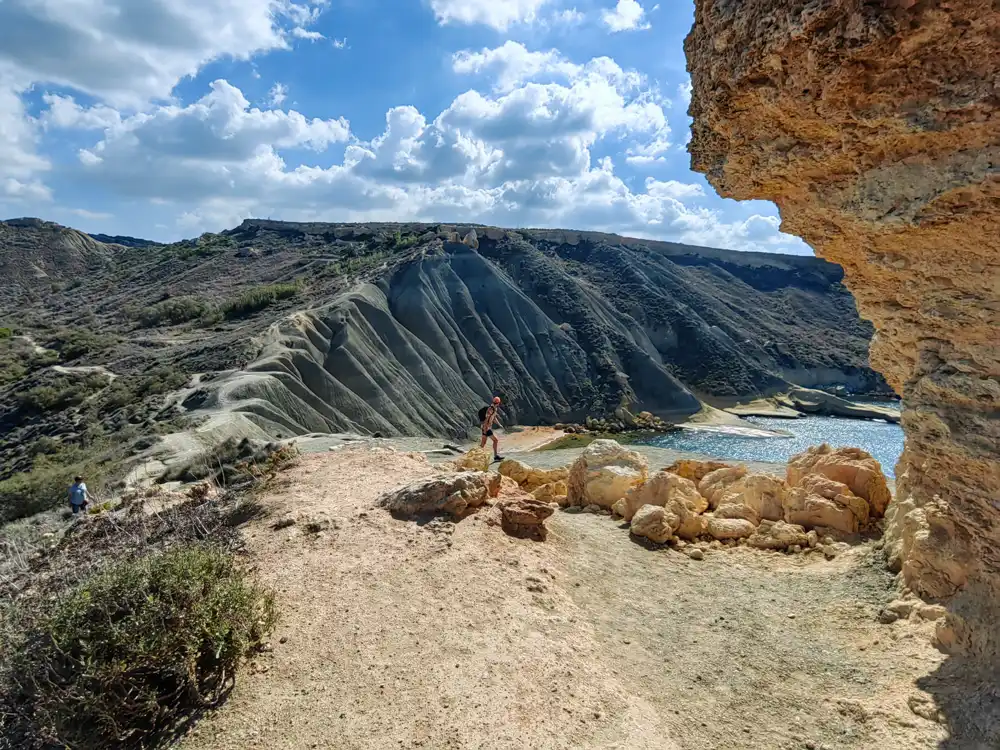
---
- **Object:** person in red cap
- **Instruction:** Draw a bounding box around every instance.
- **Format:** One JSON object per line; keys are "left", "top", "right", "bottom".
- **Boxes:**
{"left": 478, "top": 396, "right": 504, "bottom": 461}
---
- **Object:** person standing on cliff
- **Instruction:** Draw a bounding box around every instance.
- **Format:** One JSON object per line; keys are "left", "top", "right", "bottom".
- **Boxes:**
{"left": 479, "top": 397, "right": 505, "bottom": 462}
{"left": 68, "top": 475, "right": 90, "bottom": 515}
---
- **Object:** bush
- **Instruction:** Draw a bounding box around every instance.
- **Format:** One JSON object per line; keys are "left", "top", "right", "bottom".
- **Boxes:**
{"left": 136, "top": 297, "right": 214, "bottom": 327}
{"left": 2, "top": 547, "right": 276, "bottom": 749}
{"left": 221, "top": 282, "right": 301, "bottom": 319}
{"left": 18, "top": 373, "right": 108, "bottom": 412}
{"left": 45, "top": 328, "right": 117, "bottom": 361}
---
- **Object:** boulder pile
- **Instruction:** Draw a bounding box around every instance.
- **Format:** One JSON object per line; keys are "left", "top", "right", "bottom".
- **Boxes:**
{"left": 559, "top": 441, "right": 893, "bottom": 554}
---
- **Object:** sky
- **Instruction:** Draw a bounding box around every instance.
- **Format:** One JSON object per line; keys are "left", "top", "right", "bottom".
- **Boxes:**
{"left": 0, "top": 0, "right": 811, "bottom": 253}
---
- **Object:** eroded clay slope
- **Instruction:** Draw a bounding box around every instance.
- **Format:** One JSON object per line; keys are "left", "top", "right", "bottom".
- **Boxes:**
{"left": 185, "top": 233, "right": 886, "bottom": 439}
{"left": 686, "top": 0, "right": 999, "bottom": 679}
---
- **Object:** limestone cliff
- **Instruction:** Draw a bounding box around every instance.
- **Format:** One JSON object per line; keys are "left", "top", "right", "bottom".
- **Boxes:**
{"left": 686, "top": 0, "right": 999, "bottom": 675}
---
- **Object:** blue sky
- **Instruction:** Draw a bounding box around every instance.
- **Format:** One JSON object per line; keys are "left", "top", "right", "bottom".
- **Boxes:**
{"left": 0, "top": 0, "right": 809, "bottom": 253}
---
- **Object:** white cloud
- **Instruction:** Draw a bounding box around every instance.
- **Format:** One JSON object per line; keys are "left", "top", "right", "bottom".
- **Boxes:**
{"left": 41, "top": 94, "right": 121, "bottom": 130}
{"left": 551, "top": 8, "right": 585, "bottom": 25}
{"left": 644, "top": 178, "right": 704, "bottom": 200}
{"left": 430, "top": 0, "right": 552, "bottom": 30}
{"left": 69, "top": 208, "right": 113, "bottom": 220}
{"left": 291, "top": 27, "right": 325, "bottom": 40}
{"left": 0, "top": 0, "right": 328, "bottom": 106}
{"left": 602, "top": 0, "right": 650, "bottom": 32}
{"left": 0, "top": 80, "right": 51, "bottom": 201}
{"left": 332, "top": 37, "right": 348, "bottom": 49}
{"left": 268, "top": 82, "right": 289, "bottom": 107}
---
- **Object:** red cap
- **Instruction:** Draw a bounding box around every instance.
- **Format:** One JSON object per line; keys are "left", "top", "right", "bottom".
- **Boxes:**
{"left": 493, "top": 397, "right": 501, "bottom": 404}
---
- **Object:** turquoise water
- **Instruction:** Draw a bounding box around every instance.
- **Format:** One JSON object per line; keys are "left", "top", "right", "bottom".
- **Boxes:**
{"left": 643, "top": 405, "right": 904, "bottom": 478}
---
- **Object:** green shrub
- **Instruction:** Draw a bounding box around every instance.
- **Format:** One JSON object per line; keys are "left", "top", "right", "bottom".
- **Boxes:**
{"left": 136, "top": 297, "right": 214, "bottom": 327}
{"left": 0, "top": 327, "right": 12, "bottom": 339}
{"left": 2, "top": 546, "right": 276, "bottom": 749}
{"left": 18, "top": 373, "right": 108, "bottom": 412}
{"left": 221, "top": 281, "right": 301, "bottom": 319}
{"left": 45, "top": 328, "right": 117, "bottom": 360}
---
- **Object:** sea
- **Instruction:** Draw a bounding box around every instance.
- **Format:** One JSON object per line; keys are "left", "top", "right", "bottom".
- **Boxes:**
{"left": 642, "top": 402, "right": 904, "bottom": 478}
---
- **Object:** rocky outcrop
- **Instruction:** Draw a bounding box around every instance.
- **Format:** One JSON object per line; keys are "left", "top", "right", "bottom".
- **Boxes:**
{"left": 630, "top": 504, "right": 678, "bottom": 544}
{"left": 530, "top": 480, "right": 568, "bottom": 506}
{"left": 687, "top": 0, "right": 1000, "bottom": 664}
{"left": 567, "top": 440, "right": 648, "bottom": 509}
{"left": 377, "top": 472, "right": 501, "bottom": 517}
{"left": 698, "top": 465, "right": 748, "bottom": 510}
{"left": 783, "top": 475, "right": 868, "bottom": 535}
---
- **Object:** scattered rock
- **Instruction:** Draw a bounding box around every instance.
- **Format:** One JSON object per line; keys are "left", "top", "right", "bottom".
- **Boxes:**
{"left": 619, "top": 470, "right": 706, "bottom": 522}
{"left": 707, "top": 516, "right": 756, "bottom": 541}
{"left": 498, "top": 459, "right": 568, "bottom": 492}
{"left": 916, "top": 603, "right": 947, "bottom": 621}
{"left": 747, "top": 520, "right": 809, "bottom": 551}
{"left": 663, "top": 459, "right": 732, "bottom": 484}
{"left": 455, "top": 447, "right": 491, "bottom": 473}
{"left": 885, "top": 599, "right": 916, "bottom": 620}
{"left": 698, "top": 465, "right": 749, "bottom": 509}
{"left": 687, "top": 548, "right": 705, "bottom": 561}
{"left": 377, "top": 471, "right": 501, "bottom": 517}
{"left": 567, "top": 440, "right": 648, "bottom": 510}
{"left": 583, "top": 504, "right": 602, "bottom": 514}
{"left": 630, "top": 504, "right": 679, "bottom": 544}
{"left": 530, "top": 479, "right": 568, "bottom": 506}
{"left": 273, "top": 513, "right": 297, "bottom": 530}
{"left": 907, "top": 694, "right": 946, "bottom": 723}
{"left": 497, "top": 494, "right": 554, "bottom": 541}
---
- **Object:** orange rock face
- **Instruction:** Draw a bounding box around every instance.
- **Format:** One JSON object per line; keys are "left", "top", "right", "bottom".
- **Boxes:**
{"left": 686, "top": 1, "right": 999, "bottom": 663}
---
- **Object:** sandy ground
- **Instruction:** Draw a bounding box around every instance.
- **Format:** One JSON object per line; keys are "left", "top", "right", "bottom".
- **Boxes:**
{"left": 178, "top": 446, "right": 947, "bottom": 750}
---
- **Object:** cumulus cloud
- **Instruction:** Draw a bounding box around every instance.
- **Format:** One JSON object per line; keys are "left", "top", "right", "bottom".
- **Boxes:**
{"left": 602, "top": 0, "right": 650, "bottom": 32}
{"left": 429, "top": 0, "right": 552, "bottom": 30}
{"left": 0, "top": 81, "right": 51, "bottom": 201}
{"left": 0, "top": 0, "right": 327, "bottom": 106}
{"left": 268, "top": 83, "right": 289, "bottom": 107}
{"left": 41, "top": 95, "right": 121, "bottom": 130}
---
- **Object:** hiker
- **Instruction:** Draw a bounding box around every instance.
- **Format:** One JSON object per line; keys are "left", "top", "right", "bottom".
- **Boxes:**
{"left": 479, "top": 396, "right": 505, "bottom": 462}
{"left": 68, "top": 475, "right": 90, "bottom": 515}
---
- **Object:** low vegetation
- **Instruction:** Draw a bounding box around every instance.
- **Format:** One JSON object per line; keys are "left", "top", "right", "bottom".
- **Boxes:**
{"left": 1, "top": 547, "right": 276, "bottom": 749}
{"left": 222, "top": 281, "right": 301, "bottom": 319}
{"left": 17, "top": 372, "right": 109, "bottom": 412}
{"left": 135, "top": 296, "right": 215, "bottom": 327}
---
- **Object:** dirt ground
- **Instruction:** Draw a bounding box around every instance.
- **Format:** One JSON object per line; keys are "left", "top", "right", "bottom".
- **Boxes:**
{"left": 181, "top": 447, "right": 948, "bottom": 750}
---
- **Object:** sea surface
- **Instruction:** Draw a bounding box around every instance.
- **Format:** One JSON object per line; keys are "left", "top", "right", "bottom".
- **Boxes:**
{"left": 643, "top": 403, "right": 904, "bottom": 478}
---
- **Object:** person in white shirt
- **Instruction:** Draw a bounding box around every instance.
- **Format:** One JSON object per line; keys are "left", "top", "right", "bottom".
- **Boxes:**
{"left": 68, "top": 475, "right": 90, "bottom": 515}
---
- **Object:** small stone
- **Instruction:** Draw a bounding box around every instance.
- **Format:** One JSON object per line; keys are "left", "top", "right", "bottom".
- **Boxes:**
{"left": 790, "top": 544, "right": 802, "bottom": 553}
{"left": 584, "top": 504, "right": 602, "bottom": 514}
{"left": 877, "top": 608, "right": 900, "bottom": 624}
{"left": 279, "top": 636, "right": 289, "bottom": 644}
{"left": 823, "top": 545, "right": 838, "bottom": 560}
{"left": 886, "top": 599, "right": 915, "bottom": 619}
{"left": 823, "top": 536, "right": 835, "bottom": 546}
{"left": 806, "top": 530, "right": 819, "bottom": 548}
{"left": 687, "top": 548, "right": 705, "bottom": 561}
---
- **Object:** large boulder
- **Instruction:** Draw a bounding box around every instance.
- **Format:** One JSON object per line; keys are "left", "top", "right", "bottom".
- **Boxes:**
{"left": 783, "top": 475, "right": 869, "bottom": 534}
{"left": 378, "top": 472, "right": 501, "bottom": 517}
{"left": 747, "top": 520, "right": 809, "bottom": 551}
{"left": 663, "top": 459, "right": 732, "bottom": 484}
{"left": 786, "top": 444, "right": 891, "bottom": 517}
{"left": 715, "top": 474, "right": 786, "bottom": 525}
{"left": 567, "top": 440, "right": 648, "bottom": 509}
{"left": 455, "top": 447, "right": 492, "bottom": 473}
{"left": 618, "top": 470, "right": 706, "bottom": 522}
{"left": 498, "top": 459, "right": 569, "bottom": 492}
{"left": 698, "top": 465, "right": 748, "bottom": 509}
{"left": 630, "top": 504, "right": 679, "bottom": 544}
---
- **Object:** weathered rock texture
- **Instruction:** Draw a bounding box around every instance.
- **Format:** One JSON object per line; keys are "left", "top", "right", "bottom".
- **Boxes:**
{"left": 567, "top": 440, "right": 648, "bottom": 509}
{"left": 377, "top": 472, "right": 501, "bottom": 517}
{"left": 687, "top": 0, "right": 1000, "bottom": 669}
